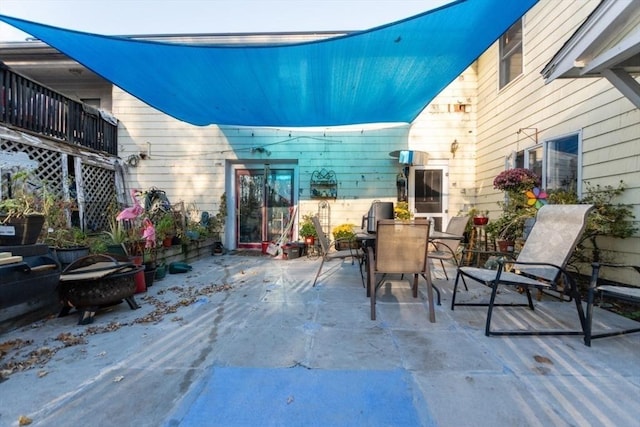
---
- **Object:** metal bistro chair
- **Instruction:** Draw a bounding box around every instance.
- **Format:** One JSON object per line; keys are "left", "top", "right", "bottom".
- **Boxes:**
{"left": 368, "top": 219, "right": 435, "bottom": 322}
{"left": 428, "top": 216, "right": 469, "bottom": 280}
{"left": 451, "top": 204, "right": 593, "bottom": 340}
{"left": 311, "top": 215, "right": 363, "bottom": 287}
{"left": 585, "top": 262, "right": 640, "bottom": 346}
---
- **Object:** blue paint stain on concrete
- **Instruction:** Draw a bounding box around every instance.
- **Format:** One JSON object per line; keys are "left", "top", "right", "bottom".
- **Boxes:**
{"left": 166, "top": 366, "right": 435, "bottom": 426}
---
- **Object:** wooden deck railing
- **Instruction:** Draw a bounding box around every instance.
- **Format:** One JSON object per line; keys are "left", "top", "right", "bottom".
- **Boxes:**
{"left": 0, "top": 63, "right": 118, "bottom": 156}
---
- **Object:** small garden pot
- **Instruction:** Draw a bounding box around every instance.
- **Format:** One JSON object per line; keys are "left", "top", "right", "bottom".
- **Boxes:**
{"left": 497, "top": 240, "right": 515, "bottom": 253}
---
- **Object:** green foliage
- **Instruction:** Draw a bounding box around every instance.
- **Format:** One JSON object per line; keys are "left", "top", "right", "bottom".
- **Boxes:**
{"left": 486, "top": 190, "right": 537, "bottom": 242}
{"left": 299, "top": 213, "right": 317, "bottom": 238}
{"left": 0, "top": 170, "right": 44, "bottom": 220}
{"left": 155, "top": 212, "right": 176, "bottom": 238}
{"left": 207, "top": 192, "right": 227, "bottom": 238}
{"left": 574, "top": 181, "right": 637, "bottom": 263}
{"left": 87, "top": 234, "right": 108, "bottom": 254}
{"left": 104, "top": 217, "right": 128, "bottom": 244}
{"left": 45, "top": 226, "right": 88, "bottom": 248}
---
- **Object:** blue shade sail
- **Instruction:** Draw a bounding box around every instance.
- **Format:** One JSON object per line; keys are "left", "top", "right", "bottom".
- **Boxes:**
{"left": 0, "top": 0, "right": 537, "bottom": 127}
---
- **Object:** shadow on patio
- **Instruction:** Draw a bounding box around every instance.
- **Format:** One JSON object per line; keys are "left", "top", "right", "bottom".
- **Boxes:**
{"left": 0, "top": 253, "right": 638, "bottom": 426}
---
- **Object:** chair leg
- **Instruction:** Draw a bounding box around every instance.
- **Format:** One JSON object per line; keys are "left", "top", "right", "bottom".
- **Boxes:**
{"left": 485, "top": 282, "right": 500, "bottom": 336}
{"left": 369, "top": 270, "right": 376, "bottom": 320}
{"left": 412, "top": 274, "right": 419, "bottom": 298}
{"left": 439, "top": 259, "right": 449, "bottom": 280}
{"left": 584, "top": 269, "right": 599, "bottom": 346}
{"left": 359, "top": 259, "right": 366, "bottom": 288}
{"left": 525, "top": 287, "right": 534, "bottom": 310}
{"left": 421, "top": 275, "right": 442, "bottom": 305}
{"left": 423, "top": 271, "right": 436, "bottom": 323}
{"left": 460, "top": 275, "right": 469, "bottom": 291}
{"left": 451, "top": 271, "right": 463, "bottom": 310}
{"left": 566, "top": 277, "right": 588, "bottom": 341}
{"left": 312, "top": 257, "right": 326, "bottom": 287}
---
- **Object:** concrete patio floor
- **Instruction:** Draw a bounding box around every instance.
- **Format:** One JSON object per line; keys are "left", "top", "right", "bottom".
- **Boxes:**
{"left": 0, "top": 252, "right": 638, "bottom": 426}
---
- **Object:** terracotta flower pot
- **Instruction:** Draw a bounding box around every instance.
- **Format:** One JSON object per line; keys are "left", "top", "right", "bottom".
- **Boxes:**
{"left": 497, "top": 240, "right": 515, "bottom": 253}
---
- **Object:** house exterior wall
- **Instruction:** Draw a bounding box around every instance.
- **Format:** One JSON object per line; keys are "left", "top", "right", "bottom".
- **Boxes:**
{"left": 409, "top": 64, "right": 478, "bottom": 215}
{"left": 112, "top": 64, "right": 477, "bottom": 248}
{"left": 474, "top": 0, "right": 640, "bottom": 266}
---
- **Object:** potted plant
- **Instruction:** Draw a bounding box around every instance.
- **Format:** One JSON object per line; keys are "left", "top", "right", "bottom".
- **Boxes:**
{"left": 104, "top": 217, "right": 128, "bottom": 255}
{"left": 208, "top": 193, "right": 227, "bottom": 254}
{"left": 0, "top": 170, "right": 46, "bottom": 245}
{"left": 394, "top": 201, "right": 412, "bottom": 220}
{"left": 299, "top": 213, "right": 317, "bottom": 245}
{"left": 485, "top": 210, "right": 527, "bottom": 252}
{"left": 332, "top": 223, "right": 358, "bottom": 250}
{"left": 45, "top": 227, "right": 90, "bottom": 267}
{"left": 155, "top": 212, "right": 176, "bottom": 247}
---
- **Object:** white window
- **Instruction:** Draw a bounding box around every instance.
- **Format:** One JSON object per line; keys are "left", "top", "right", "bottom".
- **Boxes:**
{"left": 517, "top": 133, "right": 581, "bottom": 193}
{"left": 499, "top": 19, "right": 523, "bottom": 89}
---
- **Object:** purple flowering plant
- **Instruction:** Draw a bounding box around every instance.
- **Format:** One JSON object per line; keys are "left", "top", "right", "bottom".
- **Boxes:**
{"left": 493, "top": 168, "right": 541, "bottom": 193}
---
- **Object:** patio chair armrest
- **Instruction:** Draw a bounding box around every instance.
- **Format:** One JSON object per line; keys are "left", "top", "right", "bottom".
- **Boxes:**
{"left": 505, "top": 260, "right": 575, "bottom": 290}
{"left": 503, "top": 260, "right": 564, "bottom": 269}
{"left": 429, "top": 240, "right": 456, "bottom": 254}
{"left": 588, "top": 262, "right": 640, "bottom": 291}
{"left": 590, "top": 262, "right": 640, "bottom": 274}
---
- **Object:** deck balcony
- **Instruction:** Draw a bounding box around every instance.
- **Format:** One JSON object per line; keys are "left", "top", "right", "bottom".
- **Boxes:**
{"left": 0, "top": 62, "right": 117, "bottom": 156}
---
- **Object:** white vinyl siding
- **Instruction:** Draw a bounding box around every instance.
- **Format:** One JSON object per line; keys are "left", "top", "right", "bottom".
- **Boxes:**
{"left": 476, "top": 0, "right": 639, "bottom": 265}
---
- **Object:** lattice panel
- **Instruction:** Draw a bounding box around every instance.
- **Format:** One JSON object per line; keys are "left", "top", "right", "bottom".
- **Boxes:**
{"left": 81, "top": 163, "right": 115, "bottom": 231}
{"left": 0, "top": 139, "right": 64, "bottom": 197}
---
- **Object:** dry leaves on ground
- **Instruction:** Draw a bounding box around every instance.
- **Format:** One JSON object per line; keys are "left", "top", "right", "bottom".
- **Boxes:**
{"left": 0, "top": 282, "right": 233, "bottom": 379}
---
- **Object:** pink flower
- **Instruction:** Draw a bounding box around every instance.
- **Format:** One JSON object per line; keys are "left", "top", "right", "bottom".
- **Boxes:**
{"left": 493, "top": 168, "right": 541, "bottom": 192}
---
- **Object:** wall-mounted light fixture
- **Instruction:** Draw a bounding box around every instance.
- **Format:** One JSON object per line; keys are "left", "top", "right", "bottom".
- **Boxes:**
{"left": 139, "top": 141, "right": 151, "bottom": 160}
{"left": 450, "top": 139, "right": 459, "bottom": 158}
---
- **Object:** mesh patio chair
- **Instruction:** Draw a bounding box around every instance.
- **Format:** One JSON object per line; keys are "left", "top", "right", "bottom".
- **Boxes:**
{"left": 311, "top": 215, "right": 363, "bottom": 287}
{"left": 585, "top": 262, "right": 640, "bottom": 346}
{"left": 428, "top": 216, "right": 469, "bottom": 280}
{"left": 451, "top": 204, "right": 593, "bottom": 340}
{"left": 368, "top": 219, "right": 435, "bottom": 322}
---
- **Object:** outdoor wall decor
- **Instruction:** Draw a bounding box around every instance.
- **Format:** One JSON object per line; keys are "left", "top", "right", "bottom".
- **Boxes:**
{"left": 310, "top": 169, "right": 337, "bottom": 199}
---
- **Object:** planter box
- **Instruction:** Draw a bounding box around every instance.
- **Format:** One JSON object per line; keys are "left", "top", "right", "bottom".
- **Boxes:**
{"left": 0, "top": 214, "right": 45, "bottom": 245}
{"left": 156, "top": 237, "right": 218, "bottom": 265}
{"left": 335, "top": 241, "right": 360, "bottom": 251}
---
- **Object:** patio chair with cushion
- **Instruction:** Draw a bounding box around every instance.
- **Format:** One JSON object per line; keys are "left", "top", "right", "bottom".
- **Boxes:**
{"left": 311, "top": 215, "right": 363, "bottom": 287}
{"left": 585, "top": 262, "right": 640, "bottom": 346}
{"left": 451, "top": 204, "right": 593, "bottom": 340}
{"left": 369, "top": 219, "right": 435, "bottom": 322}
{"left": 428, "top": 215, "right": 469, "bottom": 280}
